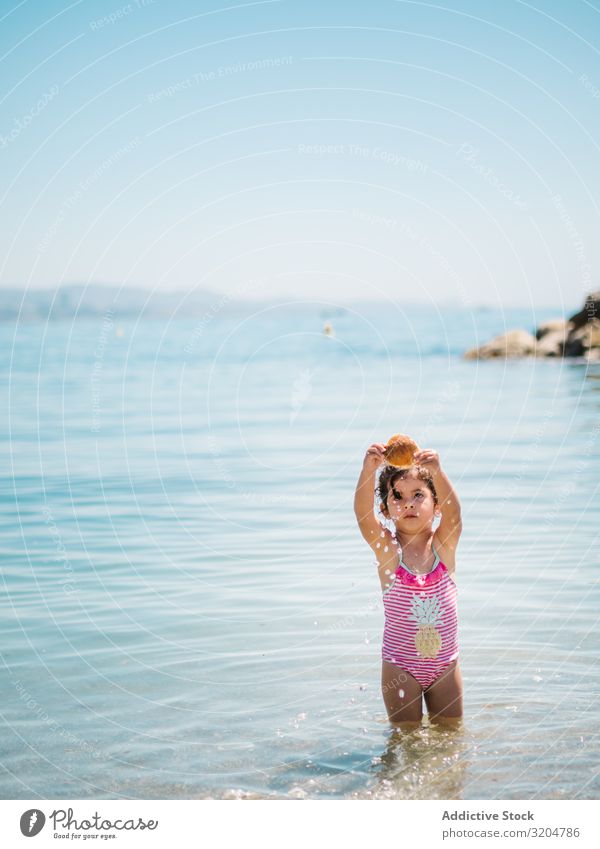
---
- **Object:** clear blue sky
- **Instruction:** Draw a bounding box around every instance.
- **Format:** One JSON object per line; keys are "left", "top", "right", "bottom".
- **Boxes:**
{"left": 1, "top": 0, "right": 599, "bottom": 309}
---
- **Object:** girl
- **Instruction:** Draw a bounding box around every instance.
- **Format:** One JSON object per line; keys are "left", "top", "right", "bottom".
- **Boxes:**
{"left": 354, "top": 443, "right": 463, "bottom": 728}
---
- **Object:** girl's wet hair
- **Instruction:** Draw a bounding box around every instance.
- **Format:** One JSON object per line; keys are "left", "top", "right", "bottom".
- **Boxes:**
{"left": 376, "top": 465, "right": 438, "bottom": 516}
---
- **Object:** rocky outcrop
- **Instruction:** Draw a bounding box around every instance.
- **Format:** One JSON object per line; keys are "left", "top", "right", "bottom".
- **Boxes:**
{"left": 464, "top": 291, "right": 600, "bottom": 361}
{"left": 568, "top": 292, "right": 600, "bottom": 331}
{"left": 563, "top": 319, "right": 600, "bottom": 357}
{"left": 463, "top": 329, "right": 537, "bottom": 359}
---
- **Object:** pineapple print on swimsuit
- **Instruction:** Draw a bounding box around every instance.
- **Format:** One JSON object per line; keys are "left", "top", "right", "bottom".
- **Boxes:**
{"left": 410, "top": 594, "right": 443, "bottom": 658}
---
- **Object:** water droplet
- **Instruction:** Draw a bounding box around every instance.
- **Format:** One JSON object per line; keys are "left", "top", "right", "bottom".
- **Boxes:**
{"left": 376, "top": 543, "right": 380, "bottom": 548}
{"left": 364, "top": 636, "right": 370, "bottom": 644}
{"left": 380, "top": 531, "right": 385, "bottom": 537}
{"left": 398, "top": 689, "right": 405, "bottom": 698}
{"left": 384, "top": 546, "right": 389, "bottom": 552}
{"left": 313, "top": 621, "right": 318, "bottom": 626}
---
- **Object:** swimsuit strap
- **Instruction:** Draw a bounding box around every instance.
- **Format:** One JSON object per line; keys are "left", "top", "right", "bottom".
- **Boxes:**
{"left": 397, "top": 540, "right": 440, "bottom": 575}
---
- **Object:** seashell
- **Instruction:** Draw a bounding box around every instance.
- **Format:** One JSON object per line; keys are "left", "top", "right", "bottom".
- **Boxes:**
{"left": 383, "top": 433, "right": 419, "bottom": 468}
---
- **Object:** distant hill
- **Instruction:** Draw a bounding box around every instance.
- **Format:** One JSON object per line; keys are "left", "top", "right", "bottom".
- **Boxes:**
{"left": 0, "top": 284, "right": 576, "bottom": 320}
{"left": 0, "top": 284, "right": 274, "bottom": 320}
{"left": 0, "top": 284, "right": 409, "bottom": 321}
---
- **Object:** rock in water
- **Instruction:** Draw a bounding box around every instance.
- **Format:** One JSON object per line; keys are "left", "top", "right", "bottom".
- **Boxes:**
{"left": 535, "top": 329, "right": 567, "bottom": 357}
{"left": 564, "top": 319, "right": 600, "bottom": 357}
{"left": 464, "top": 291, "right": 600, "bottom": 360}
{"left": 463, "top": 329, "right": 537, "bottom": 360}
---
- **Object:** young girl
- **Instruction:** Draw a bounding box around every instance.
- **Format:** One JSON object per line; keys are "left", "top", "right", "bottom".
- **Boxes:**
{"left": 354, "top": 442, "right": 463, "bottom": 728}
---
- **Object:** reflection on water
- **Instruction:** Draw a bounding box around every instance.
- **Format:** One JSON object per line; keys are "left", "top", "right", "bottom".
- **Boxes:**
{"left": 368, "top": 721, "right": 471, "bottom": 800}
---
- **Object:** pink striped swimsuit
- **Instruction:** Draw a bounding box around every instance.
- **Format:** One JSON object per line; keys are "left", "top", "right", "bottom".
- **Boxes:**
{"left": 382, "top": 542, "right": 459, "bottom": 690}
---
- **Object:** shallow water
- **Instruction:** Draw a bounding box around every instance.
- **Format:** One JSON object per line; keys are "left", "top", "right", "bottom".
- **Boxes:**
{"left": 1, "top": 304, "right": 599, "bottom": 799}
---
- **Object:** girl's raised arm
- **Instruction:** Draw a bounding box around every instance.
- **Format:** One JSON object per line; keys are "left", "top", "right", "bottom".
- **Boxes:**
{"left": 354, "top": 443, "right": 387, "bottom": 544}
{"left": 414, "top": 449, "right": 462, "bottom": 549}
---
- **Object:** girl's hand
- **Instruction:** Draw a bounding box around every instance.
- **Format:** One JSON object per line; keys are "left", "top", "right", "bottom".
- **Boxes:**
{"left": 413, "top": 448, "right": 441, "bottom": 474}
{"left": 363, "top": 442, "right": 387, "bottom": 471}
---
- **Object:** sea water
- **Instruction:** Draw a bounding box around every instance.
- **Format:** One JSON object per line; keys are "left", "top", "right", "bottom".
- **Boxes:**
{"left": 1, "top": 302, "right": 598, "bottom": 799}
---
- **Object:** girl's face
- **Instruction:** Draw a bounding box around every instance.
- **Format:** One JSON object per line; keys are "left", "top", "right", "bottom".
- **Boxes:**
{"left": 382, "top": 471, "right": 439, "bottom": 530}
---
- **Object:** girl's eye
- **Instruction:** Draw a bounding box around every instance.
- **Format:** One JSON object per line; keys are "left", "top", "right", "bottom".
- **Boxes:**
{"left": 391, "top": 490, "right": 425, "bottom": 500}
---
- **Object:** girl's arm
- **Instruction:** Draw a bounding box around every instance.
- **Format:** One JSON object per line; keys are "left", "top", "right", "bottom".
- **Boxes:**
{"left": 414, "top": 449, "right": 462, "bottom": 548}
{"left": 354, "top": 443, "right": 388, "bottom": 544}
